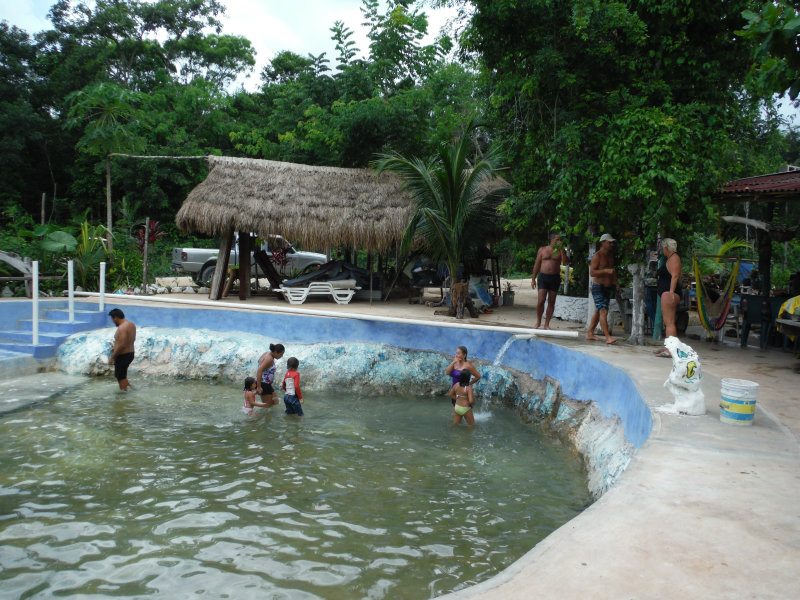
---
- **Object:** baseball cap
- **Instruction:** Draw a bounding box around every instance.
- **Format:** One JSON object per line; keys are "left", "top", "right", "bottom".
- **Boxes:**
{"left": 599, "top": 233, "right": 616, "bottom": 243}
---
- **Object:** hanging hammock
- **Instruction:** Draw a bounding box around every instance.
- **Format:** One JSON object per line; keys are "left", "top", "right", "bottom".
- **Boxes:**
{"left": 692, "top": 256, "right": 740, "bottom": 333}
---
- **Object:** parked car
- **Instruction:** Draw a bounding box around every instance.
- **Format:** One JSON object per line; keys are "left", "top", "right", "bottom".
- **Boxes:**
{"left": 171, "top": 234, "right": 327, "bottom": 287}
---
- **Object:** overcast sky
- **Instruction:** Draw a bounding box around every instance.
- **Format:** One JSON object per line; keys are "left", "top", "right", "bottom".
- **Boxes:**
{"left": 1, "top": 0, "right": 459, "bottom": 90}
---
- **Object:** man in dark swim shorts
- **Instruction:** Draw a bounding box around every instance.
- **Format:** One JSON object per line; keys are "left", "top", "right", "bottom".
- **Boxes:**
{"left": 587, "top": 233, "right": 618, "bottom": 344}
{"left": 108, "top": 308, "right": 137, "bottom": 390}
{"left": 531, "top": 232, "right": 570, "bottom": 329}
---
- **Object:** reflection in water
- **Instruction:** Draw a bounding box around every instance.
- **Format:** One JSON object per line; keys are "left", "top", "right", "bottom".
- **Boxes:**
{"left": 0, "top": 378, "right": 590, "bottom": 599}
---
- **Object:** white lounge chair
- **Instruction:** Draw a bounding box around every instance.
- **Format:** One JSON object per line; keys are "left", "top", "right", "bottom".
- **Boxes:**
{"left": 279, "top": 279, "right": 360, "bottom": 305}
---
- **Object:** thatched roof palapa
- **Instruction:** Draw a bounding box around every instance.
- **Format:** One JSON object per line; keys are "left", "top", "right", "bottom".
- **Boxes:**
{"left": 176, "top": 156, "right": 415, "bottom": 252}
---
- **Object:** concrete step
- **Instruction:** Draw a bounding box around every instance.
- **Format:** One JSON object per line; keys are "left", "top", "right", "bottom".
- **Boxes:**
{"left": 44, "top": 308, "right": 107, "bottom": 325}
{"left": 0, "top": 340, "right": 59, "bottom": 359}
{"left": 0, "top": 330, "right": 66, "bottom": 344}
{"left": 17, "top": 319, "right": 94, "bottom": 334}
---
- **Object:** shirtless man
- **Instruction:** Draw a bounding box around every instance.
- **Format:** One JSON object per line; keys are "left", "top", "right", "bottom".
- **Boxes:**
{"left": 108, "top": 308, "right": 136, "bottom": 390}
{"left": 587, "top": 233, "right": 618, "bottom": 344}
{"left": 531, "top": 232, "right": 569, "bottom": 329}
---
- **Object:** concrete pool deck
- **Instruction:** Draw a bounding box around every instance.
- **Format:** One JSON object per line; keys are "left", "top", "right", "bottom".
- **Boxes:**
{"left": 4, "top": 285, "right": 800, "bottom": 598}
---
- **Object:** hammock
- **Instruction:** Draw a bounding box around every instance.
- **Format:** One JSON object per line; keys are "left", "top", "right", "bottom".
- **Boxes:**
{"left": 692, "top": 256, "right": 740, "bottom": 333}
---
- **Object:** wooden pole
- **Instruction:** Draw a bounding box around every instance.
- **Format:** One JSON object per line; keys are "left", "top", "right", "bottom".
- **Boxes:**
{"left": 41, "top": 192, "right": 46, "bottom": 225}
{"left": 142, "top": 217, "right": 150, "bottom": 295}
{"left": 238, "top": 231, "right": 251, "bottom": 301}
{"left": 210, "top": 227, "right": 234, "bottom": 300}
{"left": 105, "top": 157, "right": 113, "bottom": 255}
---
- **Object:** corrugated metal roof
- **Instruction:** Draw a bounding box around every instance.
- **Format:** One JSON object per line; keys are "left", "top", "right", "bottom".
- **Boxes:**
{"left": 718, "top": 170, "right": 800, "bottom": 200}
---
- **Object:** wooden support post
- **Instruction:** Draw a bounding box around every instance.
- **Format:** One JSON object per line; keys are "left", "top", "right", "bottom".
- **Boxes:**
{"left": 210, "top": 227, "right": 234, "bottom": 300}
{"left": 142, "top": 217, "right": 149, "bottom": 294}
{"left": 239, "top": 231, "right": 251, "bottom": 301}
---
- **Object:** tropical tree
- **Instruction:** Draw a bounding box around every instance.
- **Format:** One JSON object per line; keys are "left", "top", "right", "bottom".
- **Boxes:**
{"left": 66, "top": 82, "right": 143, "bottom": 253}
{"left": 373, "top": 119, "right": 506, "bottom": 316}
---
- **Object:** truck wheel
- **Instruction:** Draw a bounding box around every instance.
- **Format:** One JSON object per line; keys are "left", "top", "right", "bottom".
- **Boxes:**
{"left": 196, "top": 262, "right": 217, "bottom": 287}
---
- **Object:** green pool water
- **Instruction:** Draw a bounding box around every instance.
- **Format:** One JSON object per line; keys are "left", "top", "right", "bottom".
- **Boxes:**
{"left": 0, "top": 378, "right": 591, "bottom": 599}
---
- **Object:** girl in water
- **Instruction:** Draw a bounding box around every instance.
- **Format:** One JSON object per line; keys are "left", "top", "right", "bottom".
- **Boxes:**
{"left": 242, "top": 377, "right": 269, "bottom": 416}
{"left": 256, "top": 343, "right": 286, "bottom": 408}
{"left": 444, "top": 346, "right": 481, "bottom": 404}
{"left": 448, "top": 371, "right": 475, "bottom": 426}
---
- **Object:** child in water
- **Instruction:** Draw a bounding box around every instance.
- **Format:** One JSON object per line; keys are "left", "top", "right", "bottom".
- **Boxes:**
{"left": 281, "top": 357, "right": 304, "bottom": 416}
{"left": 448, "top": 370, "right": 475, "bottom": 426}
{"left": 242, "top": 377, "right": 270, "bottom": 416}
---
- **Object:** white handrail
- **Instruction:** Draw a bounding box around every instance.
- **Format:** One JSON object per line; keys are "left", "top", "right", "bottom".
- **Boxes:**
{"left": 32, "top": 261, "right": 39, "bottom": 346}
{"left": 99, "top": 262, "right": 106, "bottom": 312}
{"left": 73, "top": 291, "right": 580, "bottom": 339}
{"left": 67, "top": 259, "right": 75, "bottom": 323}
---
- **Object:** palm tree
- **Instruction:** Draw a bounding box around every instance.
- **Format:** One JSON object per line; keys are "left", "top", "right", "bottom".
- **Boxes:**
{"left": 373, "top": 120, "right": 506, "bottom": 315}
{"left": 66, "top": 82, "right": 143, "bottom": 254}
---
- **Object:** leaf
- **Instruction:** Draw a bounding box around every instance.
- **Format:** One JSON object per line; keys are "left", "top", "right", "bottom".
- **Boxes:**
{"left": 41, "top": 231, "right": 78, "bottom": 253}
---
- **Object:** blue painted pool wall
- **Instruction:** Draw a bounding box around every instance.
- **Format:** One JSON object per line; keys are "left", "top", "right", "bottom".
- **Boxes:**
{"left": 1, "top": 300, "right": 652, "bottom": 447}
{"left": 501, "top": 339, "right": 652, "bottom": 448}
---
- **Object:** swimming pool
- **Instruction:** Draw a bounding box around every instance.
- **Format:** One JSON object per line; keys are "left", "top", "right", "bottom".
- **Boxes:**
{"left": 0, "top": 299, "right": 652, "bottom": 598}
{"left": 0, "top": 377, "right": 590, "bottom": 598}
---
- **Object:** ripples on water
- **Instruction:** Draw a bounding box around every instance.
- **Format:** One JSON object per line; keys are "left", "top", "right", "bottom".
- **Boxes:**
{"left": 0, "top": 378, "right": 590, "bottom": 599}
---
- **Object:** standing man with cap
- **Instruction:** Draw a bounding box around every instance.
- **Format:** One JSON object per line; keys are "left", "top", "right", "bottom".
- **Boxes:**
{"left": 531, "top": 232, "right": 570, "bottom": 329}
{"left": 587, "top": 233, "right": 618, "bottom": 344}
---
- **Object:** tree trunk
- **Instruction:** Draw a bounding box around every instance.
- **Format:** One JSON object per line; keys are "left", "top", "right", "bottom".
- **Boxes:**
{"left": 586, "top": 239, "right": 596, "bottom": 329}
{"left": 210, "top": 227, "right": 235, "bottom": 300}
{"left": 105, "top": 157, "right": 113, "bottom": 255}
{"left": 627, "top": 263, "right": 645, "bottom": 345}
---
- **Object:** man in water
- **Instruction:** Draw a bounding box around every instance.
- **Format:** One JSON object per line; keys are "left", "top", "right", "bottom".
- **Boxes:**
{"left": 531, "top": 232, "right": 569, "bottom": 329}
{"left": 108, "top": 308, "right": 136, "bottom": 390}
{"left": 587, "top": 233, "right": 618, "bottom": 344}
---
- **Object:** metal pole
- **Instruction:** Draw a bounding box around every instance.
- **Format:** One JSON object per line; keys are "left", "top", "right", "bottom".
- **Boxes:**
{"left": 67, "top": 259, "right": 75, "bottom": 323}
{"left": 99, "top": 261, "right": 106, "bottom": 312}
{"left": 142, "top": 217, "right": 150, "bottom": 295}
{"left": 32, "top": 261, "right": 39, "bottom": 346}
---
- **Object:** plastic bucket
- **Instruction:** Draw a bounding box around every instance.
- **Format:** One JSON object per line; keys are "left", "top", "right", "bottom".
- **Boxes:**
{"left": 720, "top": 378, "right": 759, "bottom": 426}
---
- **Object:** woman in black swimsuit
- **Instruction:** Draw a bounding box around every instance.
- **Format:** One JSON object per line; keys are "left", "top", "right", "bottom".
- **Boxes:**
{"left": 656, "top": 238, "right": 682, "bottom": 355}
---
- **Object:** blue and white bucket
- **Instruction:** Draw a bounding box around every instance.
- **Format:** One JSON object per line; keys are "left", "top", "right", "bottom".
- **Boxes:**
{"left": 719, "top": 378, "right": 759, "bottom": 426}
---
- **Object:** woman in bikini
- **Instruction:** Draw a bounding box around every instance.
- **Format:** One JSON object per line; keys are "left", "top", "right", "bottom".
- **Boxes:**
{"left": 448, "top": 370, "right": 475, "bottom": 426}
{"left": 444, "top": 346, "right": 481, "bottom": 405}
{"left": 255, "top": 343, "right": 286, "bottom": 407}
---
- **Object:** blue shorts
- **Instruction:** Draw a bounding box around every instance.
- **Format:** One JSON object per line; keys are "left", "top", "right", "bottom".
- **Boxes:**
{"left": 284, "top": 394, "right": 303, "bottom": 416}
{"left": 591, "top": 283, "right": 614, "bottom": 311}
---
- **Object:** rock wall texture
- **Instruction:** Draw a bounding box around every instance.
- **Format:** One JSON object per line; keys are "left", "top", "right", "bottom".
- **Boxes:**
{"left": 59, "top": 328, "right": 634, "bottom": 497}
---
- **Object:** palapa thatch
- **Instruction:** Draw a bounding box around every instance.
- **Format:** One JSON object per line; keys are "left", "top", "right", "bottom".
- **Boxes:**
{"left": 176, "top": 156, "right": 415, "bottom": 252}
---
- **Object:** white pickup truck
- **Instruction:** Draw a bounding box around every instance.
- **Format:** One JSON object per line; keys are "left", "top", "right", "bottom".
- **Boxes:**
{"left": 171, "top": 234, "right": 327, "bottom": 286}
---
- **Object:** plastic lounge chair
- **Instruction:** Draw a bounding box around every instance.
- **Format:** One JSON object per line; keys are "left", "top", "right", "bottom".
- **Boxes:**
{"left": 279, "top": 279, "right": 360, "bottom": 305}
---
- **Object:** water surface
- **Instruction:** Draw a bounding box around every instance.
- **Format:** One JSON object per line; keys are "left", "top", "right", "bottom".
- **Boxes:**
{"left": 0, "top": 378, "right": 590, "bottom": 599}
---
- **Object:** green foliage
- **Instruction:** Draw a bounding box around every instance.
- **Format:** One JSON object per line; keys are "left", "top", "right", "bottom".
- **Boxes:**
{"left": 373, "top": 118, "right": 506, "bottom": 309}
{"left": 738, "top": 2, "right": 800, "bottom": 100}
{"left": 467, "top": 0, "right": 777, "bottom": 265}
{"left": 690, "top": 234, "right": 754, "bottom": 275}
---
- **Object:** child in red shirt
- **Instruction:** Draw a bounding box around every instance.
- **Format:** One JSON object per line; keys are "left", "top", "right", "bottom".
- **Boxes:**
{"left": 281, "top": 357, "right": 303, "bottom": 416}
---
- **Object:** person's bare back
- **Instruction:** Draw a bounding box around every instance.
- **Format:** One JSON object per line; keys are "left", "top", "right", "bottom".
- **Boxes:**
{"left": 113, "top": 320, "right": 136, "bottom": 355}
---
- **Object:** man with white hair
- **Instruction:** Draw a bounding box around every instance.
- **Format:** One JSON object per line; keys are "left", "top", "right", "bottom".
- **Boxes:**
{"left": 587, "top": 233, "right": 618, "bottom": 344}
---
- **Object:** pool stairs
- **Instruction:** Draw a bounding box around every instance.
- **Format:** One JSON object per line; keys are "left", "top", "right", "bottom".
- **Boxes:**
{"left": 0, "top": 303, "right": 107, "bottom": 362}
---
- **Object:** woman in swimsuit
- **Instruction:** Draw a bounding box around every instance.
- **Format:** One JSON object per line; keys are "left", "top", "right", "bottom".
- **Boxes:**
{"left": 256, "top": 343, "right": 286, "bottom": 408}
{"left": 448, "top": 370, "right": 475, "bottom": 426}
{"left": 445, "top": 346, "right": 481, "bottom": 405}
{"left": 655, "top": 238, "right": 682, "bottom": 357}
